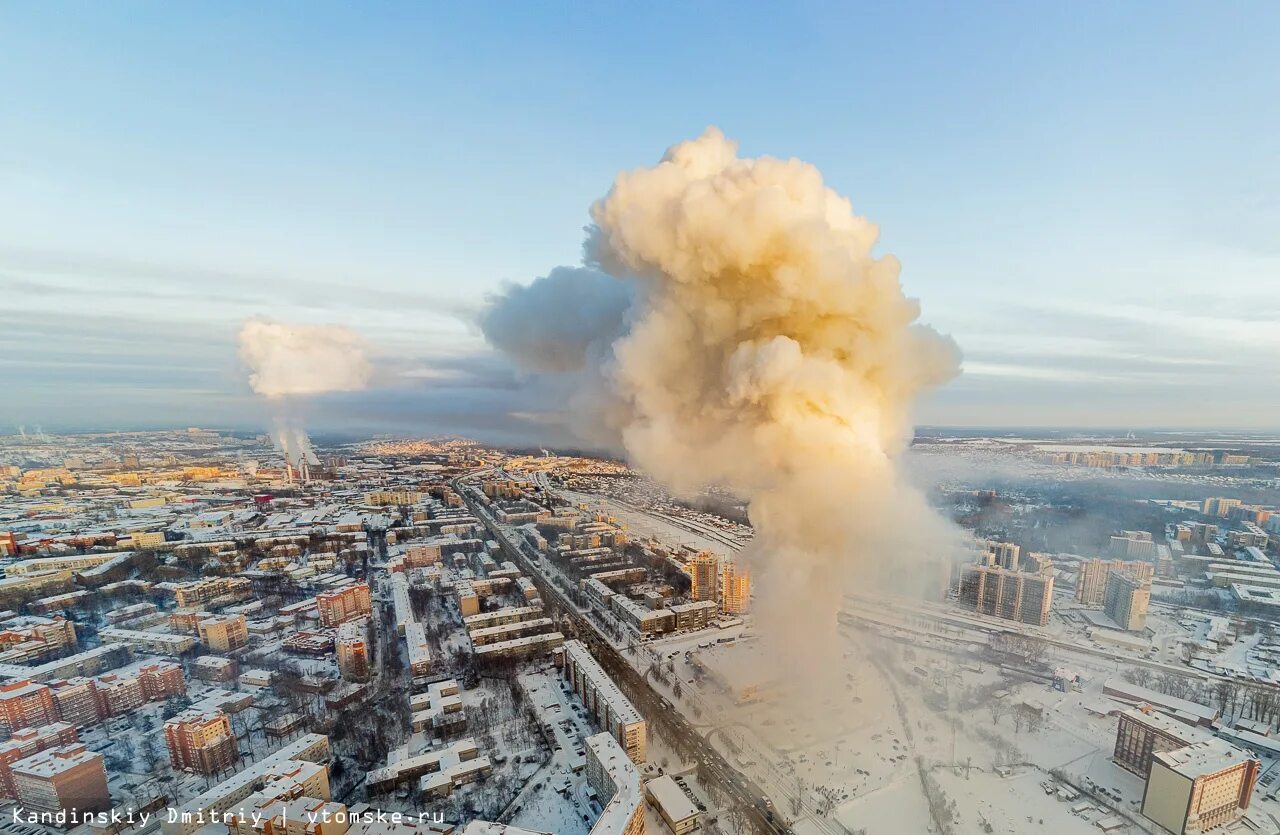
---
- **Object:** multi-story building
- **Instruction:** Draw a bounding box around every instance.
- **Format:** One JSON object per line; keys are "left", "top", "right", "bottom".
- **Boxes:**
{"left": 10, "top": 743, "right": 110, "bottom": 816}
{"left": 563, "top": 640, "right": 646, "bottom": 763}
{"left": 584, "top": 733, "right": 645, "bottom": 835}
{"left": 0, "top": 680, "right": 57, "bottom": 735}
{"left": 1076, "top": 559, "right": 1155, "bottom": 607}
{"left": 1109, "top": 531, "right": 1156, "bottom": 560}
{"left": 1105, "top": 572, "right": 1151, "bottom": 632}
{"left": 0, "top": 616, "right": 79, "bottom": 664}
{"left": 316, "top": 583, "right": 372, "bottom": 628}
{"left": 958, "top": 564, "right": 1053, "bottom": 627}
{"left": 49, "top": 678, "right": 101, "bottom": 728}
{"left": 983, "top": 540, "right": 1021, "bottom": 570}
{"left": 1203, "top": 498, "right": 1243, "bottom": 518}
{"left": 93, "top": 673, "right": 145, "bottom": 717}
{"left": 1114, "top": 704, "right": 1205, "bottom": 777}
{"left": 668, "top": 601, "right": 717, "bottom": 631}
{"left": 0, "top": 723, "right": 79, "bottom": 799}
{"left": 198, "top": 614, "right": 249, "bottom": 653}
{"left": 404, "top": 621, "right": 432, "bottom": 678}
{"left": 165, "top": 711, "right": 240, "bottom": 775}
{"left": 720, "top": 561, "right": 750, "bottom": 615}
{"left": 1141, "top": 740, "right": 1259, "bottom": 835}
{"left": 335, "top": 618, "right": 371, "bottom": 681}
{"left": 688, "top": 552, "right": 719, "bottom": 604}
{"left": 139, "top": 661, "right": 187, "bottom": 700}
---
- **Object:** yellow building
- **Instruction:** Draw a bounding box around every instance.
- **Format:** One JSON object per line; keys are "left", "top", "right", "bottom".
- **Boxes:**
{"left": 688, "top": 552, "right": 719, "bottom": 604}
{"left": 720, "top": 561, "right": 750, "bottom": 615}
{"left": 197, "top": 615, "right": 249, "bottom": 653}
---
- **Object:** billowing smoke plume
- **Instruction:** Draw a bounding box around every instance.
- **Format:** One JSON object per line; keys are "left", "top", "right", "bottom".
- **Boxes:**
{"left": 483, "top": 128, "right": 963, "bottom": 684}
{"left": 238, "top": 318, "right": 371, "bottom": 398}
{"left": 238, "top": 318, "right": 370, "bottom": 482}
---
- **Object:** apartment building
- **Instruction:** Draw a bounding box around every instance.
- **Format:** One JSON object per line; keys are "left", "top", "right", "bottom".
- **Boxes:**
{"left": 584, "top": 733, "right": 644, "bottom": 835}
{"left": 0, "top": 723, "right": 79, "bottom": 798}
{"left": 958, "top": 563, "right": 1054, "bottom": 627}
{"left": 719, "top": 561, "right": 750, "bottom": 615}
{"left": 336, "top": 618, "right": 371, "bottom": 681}
{"left": 1105, "top": 572, "right": 1151, "bottom": 632}
{"left": 1076, "top": 559, "right": 1154, "bottom": 607}
{"left": 316, "top": 583, "right": 372, "bottom": 628}
{"left": 687, "top": 552, "right": 719, "bottom": 604}
{"left": 1114, "top": 705, "right": 1205, "bottom": 777}
{"left": 10, "top": 743, "right": 110, "bottom": 816}
{"left": 165, "top": 711, "right": 240, "bottom": 775}
{"left": 0, "top": 680, "right": 57, "bottom": 735}
{"left": 49, "top": 678, "right": 101, "bottom": 728}
{"left": 562, "top": 640, "right": 647, "bottom": 763}
{"left": 198, "top": 614, "right": 249, "bottom": 653}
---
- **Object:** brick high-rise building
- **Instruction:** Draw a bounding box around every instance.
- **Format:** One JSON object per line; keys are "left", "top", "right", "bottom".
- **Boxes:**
{"left": 197, "top": 614, "right": 249, "bottom": 653}
{"left": 316, "top": 583, "right": 372, "bottom": 628}
{"left": 719, "top": 561, "right": 750, "bottom": 615}
{"left": 92, "top": 674, "right": 145, "bottom": 718}
{"left": 164, "top": 711, "right": 239, "bottom": 775}
{"left": 335, "top": 618, "right": 371, "bottom": 681}
{"left": 0, "top": 681, "right": 57, "bottom": 735}
{"left": 10, "top": 743, "right": 110, "bottom": 817}
{"left": 0, "top": 723, "right": 78, "bottom": 799}
{"left": 959, "top": 564, "right": 1054, "bottom": 627}
{"left": 688, "top": 552, "right": 719, "bottom": 604}
{"left": 49, "top": 679, "right": 102, "bottom": 728}
{"left": 1076, "top": 559, "right": 1154, "bottom": 607}
{"left": 139, "top": 662, "right": 186, "bottom": 701}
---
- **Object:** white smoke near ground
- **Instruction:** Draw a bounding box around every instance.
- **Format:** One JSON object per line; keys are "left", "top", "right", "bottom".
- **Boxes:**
{"left": 237, "top": 318, "right": 372, "bottom": 398}
{"left": 483, "top": 128, "right": 965, "bottom": 692}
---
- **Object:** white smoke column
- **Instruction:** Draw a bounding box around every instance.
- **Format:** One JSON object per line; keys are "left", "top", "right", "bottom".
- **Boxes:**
{"left": 238, "top": 318, "right": 372, "bottom": 398}
{"left": 485, "top": 128, "right": 963, "bottom": 687}
{"left": 238, "top": 318, "right": 370, "bottom": 483}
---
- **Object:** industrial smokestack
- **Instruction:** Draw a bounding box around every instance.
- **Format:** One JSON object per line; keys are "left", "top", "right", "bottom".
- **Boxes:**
{"left": 482, "top": 128, "right": 963, "bottom": 685}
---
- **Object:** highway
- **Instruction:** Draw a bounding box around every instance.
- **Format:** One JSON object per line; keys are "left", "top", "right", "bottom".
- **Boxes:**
{"left": 453, "top": 474, "right": 792, "bottom": 835}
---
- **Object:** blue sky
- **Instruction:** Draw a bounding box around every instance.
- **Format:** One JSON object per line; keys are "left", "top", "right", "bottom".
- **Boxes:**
{"left": 2, "top": 3, "right": 1278, "bottom": 440}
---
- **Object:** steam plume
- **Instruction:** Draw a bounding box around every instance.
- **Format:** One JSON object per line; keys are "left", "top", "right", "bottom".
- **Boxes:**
{"left": 238, "top": 318, "right": 371, "bottom": 398}
{"left": 484, "top": 128, "right": 963, "bottom": 683}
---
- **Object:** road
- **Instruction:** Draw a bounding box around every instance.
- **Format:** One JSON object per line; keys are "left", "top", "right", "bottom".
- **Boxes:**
{"left": 454, "top": 473, "right": 792, "bottom": 835}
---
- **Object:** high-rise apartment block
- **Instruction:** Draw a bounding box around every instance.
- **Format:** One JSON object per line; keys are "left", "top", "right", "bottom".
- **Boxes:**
{"left": 1104, "top": 572, "right": 1151, "bottom": 632}
{"left": 1077, "top": 559, "right": 1154, "bottom": 607}
{"left": 0, "top": 723, "right": 79, "bottom": 799}
{"left": 335, "top": 618, "right": 371, "bottom": 681}
{"left": 139, "top": 661, "right": 186, "bottom": 700}
{"left": 10, "top": 743, "right": 110, "bottom": 816}
{"left": 316, "top": 583, "right": 372, "bottom": 628}
{"left": 720, "top": 561, "right": 750, "bottom": 615}
{"left": 688, "top": 552, "right": 719, "bottom": 604}
{"left": 49, "top": 679, "right": 101, "bottom": 728}
{"left": 164, "top": 711, "right": 240, "bottom": 775}
{"left": 958, "top": 563, "right": 1053, "bottom": 627}
{"left": 197, "top": 614, "right": 249, "bottom": 653}
{"left": 0, "top": 681, "right": 57, "bottom": 735}
{"left": 983, "top": 540, "right": 1021, "bottom": 570}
